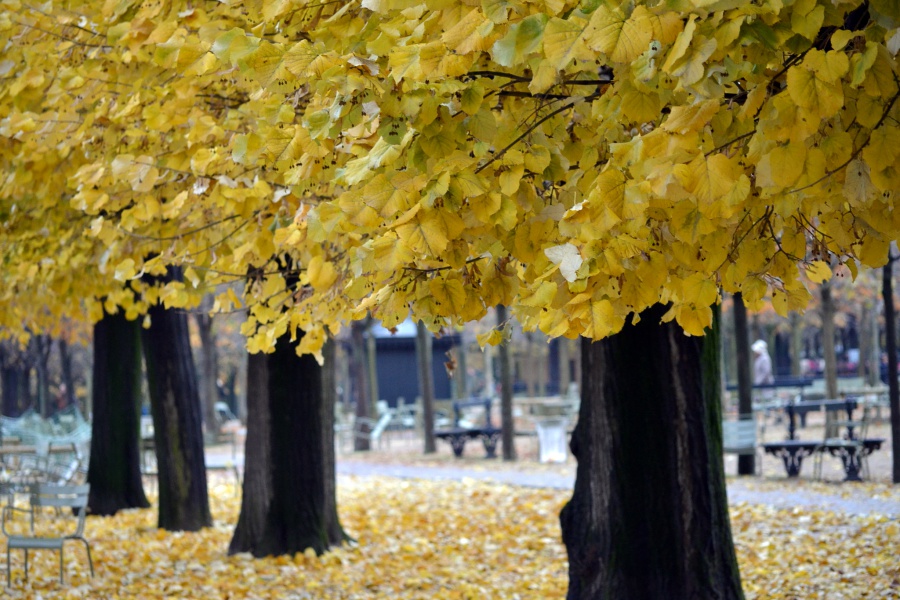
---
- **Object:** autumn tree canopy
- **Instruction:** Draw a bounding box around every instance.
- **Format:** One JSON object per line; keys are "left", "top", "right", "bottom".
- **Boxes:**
{"left": 1, "top": 0, "right": 899, "bottom": 349}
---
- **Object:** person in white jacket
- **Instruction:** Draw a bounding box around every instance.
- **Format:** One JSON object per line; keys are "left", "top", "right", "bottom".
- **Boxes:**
{"left": 752, "top": 339, "right": 774, "bottom": 385}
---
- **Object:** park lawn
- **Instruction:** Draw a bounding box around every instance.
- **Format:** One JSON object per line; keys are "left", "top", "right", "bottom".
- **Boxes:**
{"left": 1, "top": 476, "right": 898, "bottom": 599}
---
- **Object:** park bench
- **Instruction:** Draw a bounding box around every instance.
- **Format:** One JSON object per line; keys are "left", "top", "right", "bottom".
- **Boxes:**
{"left": 763, "top": 396, "right": 885, "bottom": 480}
{"left": 2, "top": 482, "right": 94, "bottom": 585}
{"left": 435, "top": 398, "right": 500, "bottom": 458}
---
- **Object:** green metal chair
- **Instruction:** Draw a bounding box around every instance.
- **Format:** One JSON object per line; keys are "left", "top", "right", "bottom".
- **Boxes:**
{"left": 2, "top": 483, "right": 93, "bottom": 585}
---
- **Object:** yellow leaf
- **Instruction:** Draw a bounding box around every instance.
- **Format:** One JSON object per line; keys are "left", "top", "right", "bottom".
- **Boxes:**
{"left": 661, "top": 99, "right": 719, "bottom": 135}
{"left": 673, "top": 304, "right": 712, "bottom": 336}
{"left": 544, "top": 243, "right": 583, "bottom": 283}
{"left": 308, "top": 255, "right": 338, "bottom": 291}
{"left": 681, "top": 273, "right": 719, "bottom": 307}
{"left": 395, "top": 207, "right": 464, "bottom": 256}
{"left": 114, "top": 258, "right": 136, "bottom": 282}
{"left": 543, "top": 16, "right": 593, "bottom": 70}
{"left": 585, "top": 298, "right": 625, "bottom": 339}
{"left": 805, "top": 260, "right": 832, "bottom": 284}
{"left": 476, "top": 328, "right": 505, "bottom": 347}
{"left": 587, "top": 5, "right": 652, "bottom": 64}
{"left": 430, "top": 276, "right": 467, "bottom": 316}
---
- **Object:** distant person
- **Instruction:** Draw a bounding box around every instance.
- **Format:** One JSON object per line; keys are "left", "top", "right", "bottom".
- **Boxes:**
{"left": 752, "top": 340, "right": 774, "bottom": 386}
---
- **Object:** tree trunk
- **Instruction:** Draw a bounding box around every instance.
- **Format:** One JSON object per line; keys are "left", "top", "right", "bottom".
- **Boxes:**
{"left": 195, "top": 299, "right": 220, "bottom": 444}
{"left": 559, "top": 337, "right": 571, "bottom": 397}
{"left": 142, "top": 272, "right": 212, "bottom": 531}
{"left": 560, "top": 305, "right": 743, "bottom": 599}
{"left": 250, "top": 332, "right": 348, "bottom": 557}
{"left": 1, "top": 362, "right": 22, "bottom": 417}
{"left": 883, "top": 260, "right": 900, "bottom": 484}
{"left": 732, "top": 293, "right": 755, "bottom": 475}
{"left": 789, "top": 312, "right": 803, "bottom": 377}
{"left": 31, "top": 335, "right": 52, "bottom": 418}
{"left": 484, "top": 343, "right": 495, "bottom": 398}
{"left": 416, "top": 321, "right": 436, "bottom": 454}
{"left": 498, "top": 305, "right": 515, "bottom": 461}
{"left": 58, "top": 338, "right": 77, "bottom": 407}
{"left": 229, "top": 351, "right": 272, "bottom": 554}
{"left": 366, "top": 317, "right": 380, "bottom": 407}
{"left": 821, "top": 282, "right": 839, "bottom": 437}
{"left": 87, "top": 312, "right": 150, "bottom": 516}
{"left": 350, "top": 321, "right": 371, "bottom": 451}
{"left": 858, "top": 302, "right": 871, "bottom": 381}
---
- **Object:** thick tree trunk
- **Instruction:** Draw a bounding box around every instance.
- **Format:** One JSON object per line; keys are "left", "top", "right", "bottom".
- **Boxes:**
{"left": 142, "top": 273, "right": 212, "bottom": 531}
{"left": 732, "top": 293, "right": 755, "bottom": 475}
{"left": 229, "top": 352, "right": 272, "bottom": 554}
{"left": 416, "top": 321, "right": 437, "bottom": 454}
{"left": 87, "top": 312, "right": 150, "bottom": 516}
{"left": 883, "top": 260, "right": 900, "bottom": 484}
{"left": 497, "top": 305, "right": 515, "bottom": 461}
{"left": 560, "top": 305, "right": 743, "bottom": 600}
{"left": 195, "top": 302, "right": 220, "bottom": 444}
{"left": 251, "top": 332, "right": 348, "bottom": 557}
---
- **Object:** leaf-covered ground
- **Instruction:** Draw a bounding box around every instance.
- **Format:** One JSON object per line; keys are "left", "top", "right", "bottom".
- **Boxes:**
{"left": 2, "top": 475, "right": 899, "bottom": 599}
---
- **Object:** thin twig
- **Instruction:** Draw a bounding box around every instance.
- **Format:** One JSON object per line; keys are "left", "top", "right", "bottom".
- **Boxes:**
{"left": 475, "top": 97, "right": 588, "bottom": 174}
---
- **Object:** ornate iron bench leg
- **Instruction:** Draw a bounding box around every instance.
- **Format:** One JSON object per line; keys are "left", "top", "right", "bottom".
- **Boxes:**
{"left": 482, "top": 432, "right": 500, "bottom": 458}
{"left": 449, "top": 436, "right": 466, "bottom": 457}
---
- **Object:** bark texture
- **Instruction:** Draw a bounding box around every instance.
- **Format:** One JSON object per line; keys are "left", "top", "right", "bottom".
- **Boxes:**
{"left": 142, "top": 284, "right": 212, "bottom": 531}
{"left": 560, "top": 305, "right": 743, "bottom": 600}
{"left": 237, "top": 333, "right": 347, "bottom": 557}
{"left": 87, "top": 312, "right": 150, "bottom": 516}
{"left": 229, "top": 351, "right": 272, "bottom": 554}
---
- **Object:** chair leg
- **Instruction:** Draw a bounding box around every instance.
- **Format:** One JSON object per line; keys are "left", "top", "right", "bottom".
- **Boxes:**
{"left": 23, "top": 549, "right": 27, "bottom": 581}
{"left": 81, "top": 539, "right": 94, "bottom": 577}
{"left": 7, "top": 547, "right": 10, "bottom": 587}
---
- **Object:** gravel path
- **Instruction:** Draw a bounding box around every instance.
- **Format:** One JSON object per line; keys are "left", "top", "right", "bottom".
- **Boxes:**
{"left": 336, "top": 460, "right": 900, "bottom": 518}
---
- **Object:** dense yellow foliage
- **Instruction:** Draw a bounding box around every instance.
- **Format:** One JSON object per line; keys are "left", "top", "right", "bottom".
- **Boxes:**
{"left": 1, "top": 1, "right": 899, "bottom": 350}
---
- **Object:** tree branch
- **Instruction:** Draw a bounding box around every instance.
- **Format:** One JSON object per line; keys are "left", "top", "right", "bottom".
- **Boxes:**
{"left": 790, "top": 85, "right": 900, "bottom": 194}
{"left": 475, "top": 96, "right": 589, "bottom": 174}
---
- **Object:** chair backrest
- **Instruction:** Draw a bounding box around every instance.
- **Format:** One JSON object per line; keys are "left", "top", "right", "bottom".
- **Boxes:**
{"left": 32, "top": 483, "right": 90, "bottom": 536}
{"left": 32, "top": 483, "right": 89, "bottom": 510}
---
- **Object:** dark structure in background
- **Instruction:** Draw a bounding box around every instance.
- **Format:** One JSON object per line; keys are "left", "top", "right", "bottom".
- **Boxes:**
{"left": 367, "top": 321, "right": 459, "bottom": 407}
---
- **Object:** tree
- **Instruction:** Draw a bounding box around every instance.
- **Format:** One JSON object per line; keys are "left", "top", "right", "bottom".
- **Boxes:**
{"left": 3, "top": 0, "right": 900, "bottom": 595}
{"left": 497, "top": 305, "right": 516, "bottom": 461}
{"left": 142, "top": 271, "right": 211, "bottom": 532}
{"left": 416, "top": 320, "right": 437, "bottom": 454}
{"left": 231, "top": 332, "right": 347, "bottom": 556}
{"left": 195, "top": 295, "right": 221, "bottom": 444}
{"left": 732, "top": 293, "right": 754, "bottom": 475}
{"left": 87, "top": 310, "right": 150, "bottom": 516}
{"left": 561, "top": 306, "right": 741, "bottom": 598}
{"left": 884, "top": 255, "right": 900, "bottom": 484}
